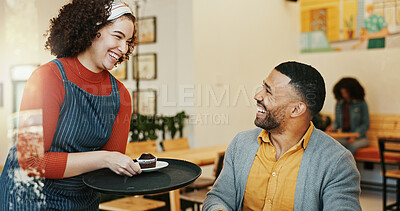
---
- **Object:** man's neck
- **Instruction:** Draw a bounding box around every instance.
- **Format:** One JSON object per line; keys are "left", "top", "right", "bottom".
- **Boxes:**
{"left": 269, "top": 121, "right": 311, "bottom": 160}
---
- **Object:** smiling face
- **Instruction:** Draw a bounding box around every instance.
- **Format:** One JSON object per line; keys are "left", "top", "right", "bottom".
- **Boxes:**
{"left": 82, "top": 16, "right": 134, "bottom": 73}
{"left": 254, "top": 69, "right": 298, "bottom": 131}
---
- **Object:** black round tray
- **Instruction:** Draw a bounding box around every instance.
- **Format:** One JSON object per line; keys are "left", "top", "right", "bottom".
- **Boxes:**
{"left": 82, "top": 158, "right": 202, "bottom": 195}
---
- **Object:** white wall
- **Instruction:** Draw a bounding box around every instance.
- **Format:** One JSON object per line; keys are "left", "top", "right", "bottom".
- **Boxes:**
{"left": 125, "top": 0, "right": 194, "bottom": 113}
{"left": 300, "top": 48, "right": 400, "bottom": 115}
{"left": 191, "top": 0, "right": 400, "bottom": 148}
{"left": 192, "top": 0, "right": 300, "bottom": 147}
{"left": 123, "top": 0, "right": 195, "bottom": 145}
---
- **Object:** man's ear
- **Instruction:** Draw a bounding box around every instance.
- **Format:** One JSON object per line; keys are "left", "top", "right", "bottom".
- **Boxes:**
{"left": 291, "top": 102, "right": 307, "bottom": 117}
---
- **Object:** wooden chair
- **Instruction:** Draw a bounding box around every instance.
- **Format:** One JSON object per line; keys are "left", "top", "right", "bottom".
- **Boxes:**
{"left": 379, "top": 138, "right": 400, "bottom": 211}
{"left": 126, "top": 140, "right": 158, "bottom": 157}
{"left": 180, "top": 188, "right": 210, "bottom": 211}
{"left": 185, "top": 150, "right": 224, "bottom": 191}
{"left": 99, "top": 195, "right": 166, "bottom": 211}
{"left": 162, "top": 137, "right": 215, "bottom": 191}
{"left": 162, "top": 137, "right": 190, "bottom": 151}
{"left": 180, "top": 151, "right": 225, "bottom": 211}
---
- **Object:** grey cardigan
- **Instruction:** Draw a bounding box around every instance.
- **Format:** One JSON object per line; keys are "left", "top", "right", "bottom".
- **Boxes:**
{"left": 203, "top": 128, "right": 361, "bottom": 211}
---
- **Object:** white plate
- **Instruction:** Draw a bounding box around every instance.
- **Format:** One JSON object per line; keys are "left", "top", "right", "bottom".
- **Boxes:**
{"left": 141, "top": 161, "right": 169, "bottom": 173}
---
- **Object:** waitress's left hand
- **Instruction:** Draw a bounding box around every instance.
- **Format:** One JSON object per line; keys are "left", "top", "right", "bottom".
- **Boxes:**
{"left": 105, "top": 151, "right": 142, "bottom": 177}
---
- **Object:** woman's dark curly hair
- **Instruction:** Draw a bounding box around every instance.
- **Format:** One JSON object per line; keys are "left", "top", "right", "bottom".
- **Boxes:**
{"left": 45, "top": 0, "right": 136, "bottom": 64}
{"left": 333, "top": 77, "right": 365, "bottom": 101}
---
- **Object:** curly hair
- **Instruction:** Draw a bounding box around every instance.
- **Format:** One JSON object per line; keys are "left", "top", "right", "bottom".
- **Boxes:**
{"left": 333, "top": 77, "right": 365, "bottom": 101}
{"left": 44, "top": 0, "right": 136, "bottom": 64}
{"left": 274, "top": 61, "right": 326, "bottom": 116}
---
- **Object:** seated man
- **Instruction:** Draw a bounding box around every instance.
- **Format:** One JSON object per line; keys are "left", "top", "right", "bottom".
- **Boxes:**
{"left": 203, "top": 61, "right": 361, "bottom": 211}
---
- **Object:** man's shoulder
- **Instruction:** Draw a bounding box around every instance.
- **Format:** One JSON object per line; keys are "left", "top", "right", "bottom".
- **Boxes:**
{"left": 227, "top": 128, "right": 262, "bottom": 150}
{"left": 310, "top": 129, "right": 351, "bottom": 156}
{"left": 234, "top": 128, "right": 262, "bottom": 141}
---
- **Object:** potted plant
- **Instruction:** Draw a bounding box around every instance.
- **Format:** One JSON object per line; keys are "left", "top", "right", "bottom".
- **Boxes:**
{"left": 312, "top": 113, "right": 332, "bottom": 131}
{"left": 130, "top": 114, "right": 162, "bottom": 142}
{"left": 159, "top": 111, "right": 188, "bottom": 140}
{"left": 129, "top": 111, "right": 188, "bottom": 142}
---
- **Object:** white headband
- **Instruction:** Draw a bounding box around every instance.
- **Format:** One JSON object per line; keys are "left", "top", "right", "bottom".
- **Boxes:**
{"left": 107, "top": 0, "right": 133, "bottom": 21}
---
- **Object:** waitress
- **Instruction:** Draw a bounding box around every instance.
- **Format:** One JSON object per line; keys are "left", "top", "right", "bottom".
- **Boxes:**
{"left": 0, "top": 0, "right": 141, "bottom": 210}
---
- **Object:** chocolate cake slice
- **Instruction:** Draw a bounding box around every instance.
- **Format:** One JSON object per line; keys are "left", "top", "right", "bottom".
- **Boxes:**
{"left": 137, "top": 153, "right": 157, "bottom": 168}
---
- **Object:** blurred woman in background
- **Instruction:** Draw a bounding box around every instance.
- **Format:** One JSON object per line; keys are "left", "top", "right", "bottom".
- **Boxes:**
{"left": 327, "top": 77, "right": 370, "bottom": 154}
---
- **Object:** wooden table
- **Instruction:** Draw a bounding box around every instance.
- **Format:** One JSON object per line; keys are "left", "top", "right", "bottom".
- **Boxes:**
{"left": 325, "top": 132, "right": 360, "bottom": 144}
{"left": 325, "top": 132, "right": 360, "bottom": 140}
{"left": 127, "top": 144, "right": 228, "bottom": 211}
{"left": 99, "top": 196, "right": 166, "bottom": 211}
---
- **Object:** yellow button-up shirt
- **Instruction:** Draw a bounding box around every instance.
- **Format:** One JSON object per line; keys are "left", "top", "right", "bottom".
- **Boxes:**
{"left": 242, "top": 123, "right": 314, "bottom": 211}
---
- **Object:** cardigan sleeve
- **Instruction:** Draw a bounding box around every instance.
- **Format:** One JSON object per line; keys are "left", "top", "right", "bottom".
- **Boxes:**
{"left": 203, "top": 135, "right": 239, "bottom": 211}
{"left": 204, "top": 129, "right": 261, "bottom": 211}
{"left": 321, "top": 151, "right": 361, "bottom": 211}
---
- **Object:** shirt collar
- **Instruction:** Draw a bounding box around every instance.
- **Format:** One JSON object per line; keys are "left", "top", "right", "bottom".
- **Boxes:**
{"left": 257, "top": 122, "right": 314, "bottom": 149}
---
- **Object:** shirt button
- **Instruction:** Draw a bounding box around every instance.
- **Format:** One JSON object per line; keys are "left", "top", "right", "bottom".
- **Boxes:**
{"left": 272, "top": 172, "right": 276, "bottom": 176}
{"left": 267, "top": 198, "right": 272, "bottom": 204}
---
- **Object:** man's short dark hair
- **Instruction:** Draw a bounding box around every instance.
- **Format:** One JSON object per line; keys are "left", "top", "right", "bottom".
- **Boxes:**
{"left": 274, "top": 61, "right": 326, "bottom": 116}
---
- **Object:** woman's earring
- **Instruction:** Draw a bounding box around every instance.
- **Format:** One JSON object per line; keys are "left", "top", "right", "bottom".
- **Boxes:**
{"left": 96, "top": 32, "right": 101, "bottom": 38}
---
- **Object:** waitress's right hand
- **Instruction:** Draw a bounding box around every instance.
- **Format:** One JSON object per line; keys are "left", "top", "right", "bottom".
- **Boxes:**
{"left": 105, "top": 151, "right": 142, "bottom": 177}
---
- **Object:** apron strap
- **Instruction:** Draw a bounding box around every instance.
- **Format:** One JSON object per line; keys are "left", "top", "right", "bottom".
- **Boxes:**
{"left": 50, "top": 59, "right": 68, "bottom": 82}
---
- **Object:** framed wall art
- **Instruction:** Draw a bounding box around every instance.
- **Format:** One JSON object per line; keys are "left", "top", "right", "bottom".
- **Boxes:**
{"left": 137, "top": 16, "right": 156, "bottom": 44}
{"left": 109, "top": 61, "right": 127, "bottom": 80}
{"left": 133, "top": 53, "right": 157, "bottom": 80}
{"left": 132, "top": 89, "right": 157, "bottom": 116}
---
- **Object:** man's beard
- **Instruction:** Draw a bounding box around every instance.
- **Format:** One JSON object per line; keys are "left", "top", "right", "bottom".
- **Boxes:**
{"left": 254, "top": 103, "right": 287, "bottom": 131}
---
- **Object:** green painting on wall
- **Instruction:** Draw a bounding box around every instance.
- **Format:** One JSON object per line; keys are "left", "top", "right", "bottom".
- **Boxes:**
{"left": 300, "top": 0, "right": 400, "bottom": 53}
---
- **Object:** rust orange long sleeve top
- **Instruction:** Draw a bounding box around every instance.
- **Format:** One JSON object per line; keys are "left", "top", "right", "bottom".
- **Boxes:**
{"left": 17, "top": 57, "right": 132, "bottom": 179}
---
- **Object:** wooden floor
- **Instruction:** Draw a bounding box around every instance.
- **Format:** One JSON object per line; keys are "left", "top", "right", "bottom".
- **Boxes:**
{"left": 360, "top": 189, "right": 396, "bottom": 211}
